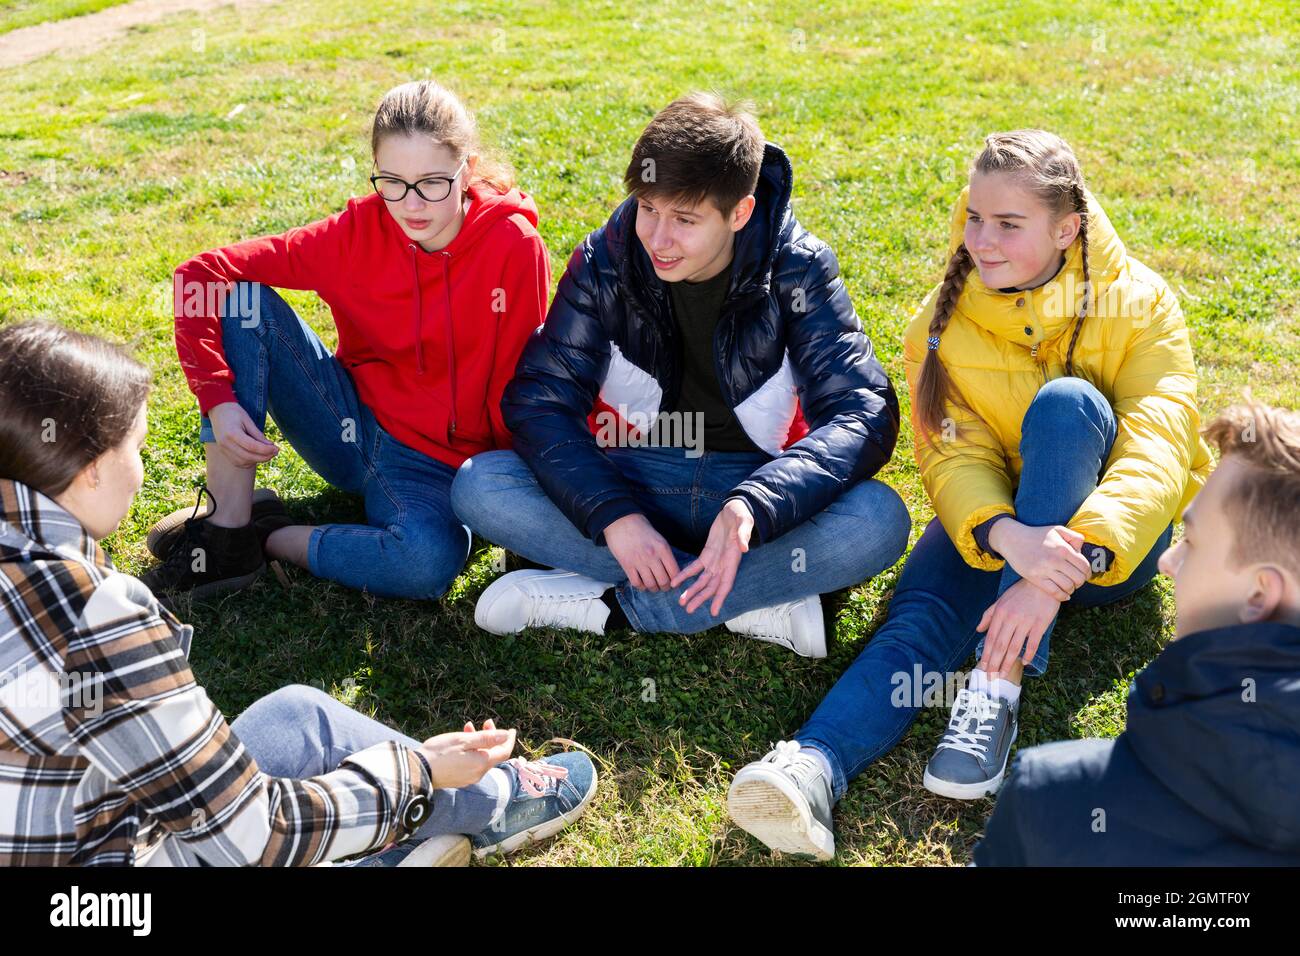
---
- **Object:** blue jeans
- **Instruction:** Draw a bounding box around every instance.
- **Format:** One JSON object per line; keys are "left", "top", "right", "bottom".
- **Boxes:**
{"left": 795, "top": 377, "right": 1173, "bottom": 800}
{"left": 450, "top": 446, "right": 912, "bottom": 633}
{"left": 200, "top": 283, "right": 469, "bottom": 600}
{"left": 230, "top": 684, "right": 499, "bottom": 854}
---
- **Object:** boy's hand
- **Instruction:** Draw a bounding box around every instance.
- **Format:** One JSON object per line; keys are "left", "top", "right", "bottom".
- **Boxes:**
{"left": 604, "top": 512, "right": 680, "bottom": 591}
{"left": 670, "top": 498, "right": 754, "bottom": 617}
{"left": 976, "top": 577, "right": 1062, "bottom": 675}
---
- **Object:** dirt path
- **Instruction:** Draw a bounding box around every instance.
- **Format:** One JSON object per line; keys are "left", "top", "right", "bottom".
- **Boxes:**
{"left": 1, "top": 0, "right": 278, "bottom": 70}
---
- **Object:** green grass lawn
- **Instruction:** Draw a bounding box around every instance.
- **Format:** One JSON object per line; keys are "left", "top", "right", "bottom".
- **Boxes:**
{"left": 1, "top": 0, "right": 1297, "bottom": 865}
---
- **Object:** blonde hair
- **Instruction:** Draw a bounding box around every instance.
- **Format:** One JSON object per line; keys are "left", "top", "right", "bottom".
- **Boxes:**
{"left": 915, "top": 129, "right": 1091, "bottom": 440}
{"left": 1202, "top": 397, "right": 1300, "bottom": 580}
{"left": 370, "top": 80, "right": 514, "bottom": 193}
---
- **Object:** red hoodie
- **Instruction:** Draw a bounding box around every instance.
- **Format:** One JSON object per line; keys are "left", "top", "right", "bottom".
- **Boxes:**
{"left": 173, "top": 183, "right": 551, "bottom": 469}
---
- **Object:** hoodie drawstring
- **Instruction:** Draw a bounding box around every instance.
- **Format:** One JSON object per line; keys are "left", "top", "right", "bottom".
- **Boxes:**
{"left": 409, "top": 243, "right": 426, "bottom": 376}
{"left": 408, "top": 242, "right": 459, "bottom": 437}
{"left": 441, "top": 251, "right": 457, "bottom": 437}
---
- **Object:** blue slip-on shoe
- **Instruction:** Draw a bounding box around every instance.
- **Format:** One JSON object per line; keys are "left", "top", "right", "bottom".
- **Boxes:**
{"left": 470, "top": 751, "right": 597, "bottom": 858}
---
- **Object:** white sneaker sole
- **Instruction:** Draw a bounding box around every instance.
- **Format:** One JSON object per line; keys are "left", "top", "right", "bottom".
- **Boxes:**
{"left": 727, "top": 765, "right": 835, "bottom": 861}
{"left": 472, "top": 764, "right": 599, "bottom": 859}
{"left": 398, "top": 834, "right": 472, "bottom": 867}
{"left": 922, "top": 725, "right": 1018, "bottom": 801}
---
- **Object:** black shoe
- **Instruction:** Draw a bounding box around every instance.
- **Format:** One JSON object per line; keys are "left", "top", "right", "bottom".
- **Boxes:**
{"left": 140, "top": 488, "right": 266, "bottom": 601}
{"left": 147, "top": 486, "right": 289, "bottom": 559}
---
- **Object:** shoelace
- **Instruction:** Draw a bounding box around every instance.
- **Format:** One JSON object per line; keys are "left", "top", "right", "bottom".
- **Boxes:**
{"left": 746, "top": 602, "right": 797, "bottom": 638}
{"left": 934, "top": 688, "right": 1002, "bottom": 759}
{"left": 156, "top": 486, "right": 217, "bottom": 571}
{"left": 524, "top": 587, "right": 601, "bottom": 629}
{"left": 736, "top": 603, "right": 804, "bottom": 651}
{"left": 761, "top": 740, "right": 823, "bottom": 789}
{"left": 509, "top": 756, "right": 570, "bottom": 798}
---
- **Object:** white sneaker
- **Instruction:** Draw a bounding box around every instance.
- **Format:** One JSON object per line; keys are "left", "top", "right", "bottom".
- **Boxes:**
{"left": 475, "top": 569, "right": 613, "bottom": 635}
{"left": 728, "top": 741, "right": 836, "bottom": 861}
{"left": 725, "top": 595, "right": 826, "bottom": 658}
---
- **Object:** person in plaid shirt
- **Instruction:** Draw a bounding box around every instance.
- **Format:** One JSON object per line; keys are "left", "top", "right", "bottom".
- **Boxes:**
{"left": 0, "top": 321, "right": 597, "bottom": 866}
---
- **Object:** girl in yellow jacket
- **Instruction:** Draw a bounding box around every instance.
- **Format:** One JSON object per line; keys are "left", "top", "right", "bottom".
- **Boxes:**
{"left": 727, "top": 130, "right": 1212, "bottom": 859}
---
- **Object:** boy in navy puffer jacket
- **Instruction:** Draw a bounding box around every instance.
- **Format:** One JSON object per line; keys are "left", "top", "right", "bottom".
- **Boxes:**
{"left": 451, "top": 92, "right": 909, "bottom": 657}
{"left": 976, "top": 400, "right": 1300, "bottom": 865}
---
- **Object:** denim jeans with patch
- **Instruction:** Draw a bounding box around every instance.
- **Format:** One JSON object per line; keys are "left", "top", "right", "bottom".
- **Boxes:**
{"left": 452, "top": 445, "right": 912, "bottom": 634}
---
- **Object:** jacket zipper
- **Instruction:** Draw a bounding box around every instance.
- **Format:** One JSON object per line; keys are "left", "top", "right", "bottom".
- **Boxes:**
{"left": 1030, "top": 343, "right": 1047, "bottom": 384}
{"left": 1027, "top": 294, "right": 1049, "bottom": 385}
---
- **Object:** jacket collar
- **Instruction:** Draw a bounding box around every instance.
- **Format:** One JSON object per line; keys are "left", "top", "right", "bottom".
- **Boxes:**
{"left": 1134, "top": 619, "right": 1300, "bottom": 702}
{"left": 944, "top": 183, "right": 1128, "bottom": 348}
{"left": 0, "top": 477, "right": 105, "bottom": 568}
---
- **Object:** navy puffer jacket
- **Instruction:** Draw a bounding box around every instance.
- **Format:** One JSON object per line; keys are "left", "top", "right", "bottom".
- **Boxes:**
{"left": 975, "top": 621, "right": 1300, "bottom": 865}
{"left": 502, "top": 142, "right": 900, "bottom": 545}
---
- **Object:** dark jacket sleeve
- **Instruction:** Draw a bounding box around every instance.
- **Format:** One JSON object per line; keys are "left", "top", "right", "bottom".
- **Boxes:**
{"left": 972, "top": 756, "right": 1031, "bottom": 866}
{"left": 502, "top": 238, "right": 642, "bottom": 544}
{"left": 728, "top": 241, "right": 900, "bottom": 544}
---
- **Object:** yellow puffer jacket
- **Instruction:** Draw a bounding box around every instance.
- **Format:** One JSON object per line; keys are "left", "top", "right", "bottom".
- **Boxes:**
{"left": 903, "top": 186, "right": 1214, "bottom": 586}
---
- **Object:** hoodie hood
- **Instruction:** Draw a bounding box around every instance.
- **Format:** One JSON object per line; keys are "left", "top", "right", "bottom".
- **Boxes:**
{"left": 381, "top": 180, "right": 541, "bottom": 257}
{"left": 1126, "top": 620, "right": 1300, "bottom": 850}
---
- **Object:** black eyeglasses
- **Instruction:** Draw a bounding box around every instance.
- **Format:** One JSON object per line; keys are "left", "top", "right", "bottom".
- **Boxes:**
{"left": 370, "top": 160, "right": 467, "bottom": 203}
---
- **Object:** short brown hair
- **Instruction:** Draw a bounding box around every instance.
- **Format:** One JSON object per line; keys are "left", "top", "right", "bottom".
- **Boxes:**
{"left": 623, "top": 92, "right": 765, "bottom": 215}
{"left": 1202, "top": 398, "right": 1300, "bottom": 579}
{"left": 0, "top": 321, "right": 151, "bottom": 496}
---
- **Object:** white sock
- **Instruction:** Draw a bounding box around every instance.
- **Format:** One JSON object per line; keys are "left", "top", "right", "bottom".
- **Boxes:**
{"left": 969, "top": 667, "right": 1021, "bottom": 704}
{"left": 484, "top": 767, "right": 512, "bottom": 826}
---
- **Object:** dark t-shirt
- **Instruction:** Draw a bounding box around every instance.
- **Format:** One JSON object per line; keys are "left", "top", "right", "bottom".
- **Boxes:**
{"left": 666, "top": 263, "right": 762, "bottom": 453}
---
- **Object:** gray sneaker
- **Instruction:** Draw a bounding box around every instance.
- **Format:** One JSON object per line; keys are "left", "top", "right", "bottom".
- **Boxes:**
{"left": 922, "top": 687, "right": 1018, "bottom": 800}
{"left": 727, "top": 740, "right": 835, "bottom": 861}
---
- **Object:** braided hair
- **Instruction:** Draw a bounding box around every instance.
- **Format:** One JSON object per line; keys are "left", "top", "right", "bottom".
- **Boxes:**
{"left": 916, "top": 129, "right": 1091, "bottom": 444}
{"left": 914, "top": 243, "right": 975, "bottom": 440}
{"left": 1064, "top": 181, "right": 1091, "bottom": 378}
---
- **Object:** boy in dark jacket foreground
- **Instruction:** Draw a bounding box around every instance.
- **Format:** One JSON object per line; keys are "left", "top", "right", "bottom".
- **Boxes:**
{"left": 976, "top": 399, "right": 1300, "bottom": 865}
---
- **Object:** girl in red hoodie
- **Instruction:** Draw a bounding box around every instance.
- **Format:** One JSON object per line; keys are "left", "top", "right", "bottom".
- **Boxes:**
{"left": 144, "top": 81, "right": 550, "bottom": 601}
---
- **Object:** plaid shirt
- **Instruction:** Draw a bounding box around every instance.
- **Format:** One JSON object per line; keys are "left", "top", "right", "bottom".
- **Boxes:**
{"left": 0, "top": 478, "right": 434, "bottom": 866}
